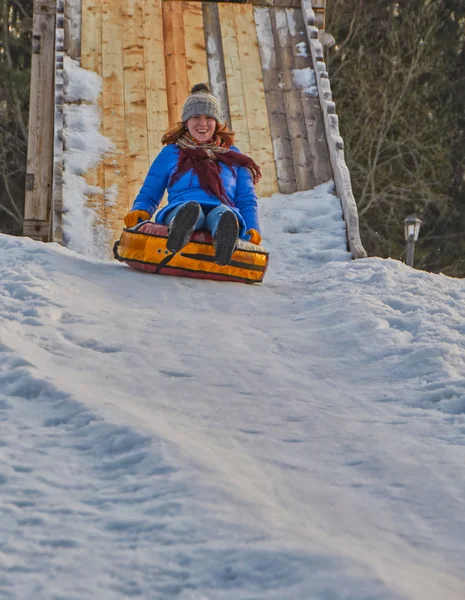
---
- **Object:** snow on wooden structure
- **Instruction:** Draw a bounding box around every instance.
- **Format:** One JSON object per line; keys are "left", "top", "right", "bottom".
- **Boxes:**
{"left": 24, "top": 0, "right": 57, "bottom": 241}
{"left": 301, "top": 0, "right": 366, "bottom": 258}
{"left": 24, "top": 0, "right": 366, "bottom": 259}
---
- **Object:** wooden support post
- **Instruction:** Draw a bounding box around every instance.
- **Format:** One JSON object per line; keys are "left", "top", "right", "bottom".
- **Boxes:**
{"left": 286, "top": 6, "right": 332, "bottom": 185}
{"left": 63, "top": 0, "right": 81, "bottom": 60}
{"left": 163, "top": 0, "right": 189, "bottom": 126}
{"left": 301, "top": 0, "right": 367, "bottom": 258}
{"left": 52, "top": 0, "right": 65, "bottom": 244}
{"left": 24, "top": 0, "right": 57, "bottom": 241}
{"left": 311, "top": 0, "right": 326, "bottom": 43}
{"left": 271, "top": 8, "right": 314, "bottom": 191}
{"left": 203, "top": 2, "right": 232, "bottom": 129}
{"left": 254, "top": 6, "right": 296, "bottom": 194}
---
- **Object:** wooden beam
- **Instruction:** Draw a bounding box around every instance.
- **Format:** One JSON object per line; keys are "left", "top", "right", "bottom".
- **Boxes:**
{"left": 219, "top": 3, "right": 251, "bottom": 154}
{"left": 81, "top": 0, "right": 102, "bottom": 86}
{"left": 163, "top": 0, "right": 189, "bottom": 126}
{"left": 81, "top": 0, "right": 105, "bottom": 233}
{"left": 183, "top": 1, "right": 209, "bottom": 91}
{"left": 24, "top": 0, "right": 57, "bottom": 241}
{"left": 143, "top": 0, "right": 169, "bottom": 162}
{"left": 286, "top": 6, "right": 332, "bottom": 185}
{"left": 236, "top": 4, "right": 277, "bottom": 197}
{"left": 165, "top": 0, "right": 303, "bottom": 6}
{"left": 269, "top": 0, "right": 300, "bottom": 6}
{"left": 312, "top": 0, "right": 326, "bottom": 30}
{"left": 271, "top": 7, "right": 314, "bottom": 191}
{"left": 254, "top": 6, "right": 296, "bottom": 193}
{"left": 122, "top": 0, "right": 150, "bottom": 204}
{"left": 101, "top": 0, "right": 129, "bottom": 241}
{"left": 23, "top": 220, "right": 52, "bottom": 239}
{"left": 52, "top": 0, "right": 65, "bottom": 244}
{"left": 63, "top": 0, "right": 81, "bottom": 60}
{"left": 301, "top": 0, "right": 367, "bottom": 258}
{"left": 203, "top": 2, "right": 232, "bottom": 127}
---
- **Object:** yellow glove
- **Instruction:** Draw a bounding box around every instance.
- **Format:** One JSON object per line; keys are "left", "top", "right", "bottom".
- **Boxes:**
{"left": 247, "top": 229, "right": 262, "bottom": 245}
{"left": 124, "top": 210, "right": 151, "bottom": 228}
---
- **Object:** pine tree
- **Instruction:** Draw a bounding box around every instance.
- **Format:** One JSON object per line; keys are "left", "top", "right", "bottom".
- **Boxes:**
{"left": 326, "top": 0, "right": 465, "bottom": 274}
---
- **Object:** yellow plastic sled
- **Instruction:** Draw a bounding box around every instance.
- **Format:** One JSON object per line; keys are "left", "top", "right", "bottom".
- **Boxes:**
{"left": 113, "top": 221, "right": 269, "bottom": 284}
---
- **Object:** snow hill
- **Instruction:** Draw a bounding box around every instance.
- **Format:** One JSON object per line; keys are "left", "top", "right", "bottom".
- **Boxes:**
{"left": 1, "top": 183, "right": 465, "bottom": 600}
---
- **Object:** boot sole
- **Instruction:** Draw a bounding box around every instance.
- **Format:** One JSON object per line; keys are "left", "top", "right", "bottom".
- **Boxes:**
{"left": 214, "top": 211, "right": 239, "bottom": 266}
{"left": 166, "top": 202, "right": 201, "bottom": 254}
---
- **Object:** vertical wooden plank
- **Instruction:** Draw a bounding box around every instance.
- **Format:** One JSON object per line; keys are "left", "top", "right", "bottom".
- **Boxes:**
{"left": 235, "top": 3, "right": 277, "bottom": 197}
{"left": 286, "top": 7, "right": 331, "bottom": 185}
{"left": 52, "top": 0, "right": 65, "bottom": 244}
{"left": 143, "top": 0, "right": 169, "bottom": 162}
{"left": 101, "top": 0, "right": 128, "bottom": 238}
{"left": 63, "top": 0, "right": 81, "bottom": 60}
{"left": 122, "top": 0, "right": 149, "bottom": 204}
{"left": 203, "top": 2, "right": 231, "bottom": 128}
{"left": 163, "top": 1, "right": 189, "bottom": 126}
{"left": 254, "top": 6, "right": 296, "bottom": 193}
{"left": 312, "top": 0, "right": 326, "bottom": 42}
{"left": 219, "top": 2, "right": 251, "bottom": 155}
{"left": 81, "top": 0, "right": 102, "bottom": 84}
{"left": 271, "top": 7, "right": 314, "bottom": 191}
{"left": 183, "top": 1, "right": 209, "bottom": 92}
{"left": 24, "top": 0, "right": 56, "bottom": 240}
{"left": 302, "top": 0, "right": 366, "bottom": 257}
{"left": 285, "top": 5, "right": 315, "bottom": 187}
{"left": 254, "top": 6, "right": 296, "bottom": 194}
{"left": 301, "top": 93, "right": 333, "bottom": 185}
{"left": 81, "top": 0, "right": 105, "bottom": 229}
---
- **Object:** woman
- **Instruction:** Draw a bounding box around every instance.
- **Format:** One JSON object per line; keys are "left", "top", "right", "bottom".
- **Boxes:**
{"left": 123, "top": 83, "right": 262, "bottom": 266}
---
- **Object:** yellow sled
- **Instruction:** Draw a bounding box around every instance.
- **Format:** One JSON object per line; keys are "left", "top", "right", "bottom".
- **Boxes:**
{"left": 114, "top": 221, "right": 269, "bottom": 284}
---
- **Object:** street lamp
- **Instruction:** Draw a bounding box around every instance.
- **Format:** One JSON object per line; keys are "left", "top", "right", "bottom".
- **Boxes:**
{"left": 404, "top": 214, "right": 423, "bottom": 267}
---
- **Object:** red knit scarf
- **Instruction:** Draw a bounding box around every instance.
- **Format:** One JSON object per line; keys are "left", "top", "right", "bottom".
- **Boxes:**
{"left": 169, "top": 133, "right": 262, "bottom": 207}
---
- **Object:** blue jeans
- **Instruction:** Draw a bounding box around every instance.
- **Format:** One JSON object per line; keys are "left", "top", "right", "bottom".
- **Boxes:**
{"left": 164, "top": 203, "right": 234, "bottom": 238}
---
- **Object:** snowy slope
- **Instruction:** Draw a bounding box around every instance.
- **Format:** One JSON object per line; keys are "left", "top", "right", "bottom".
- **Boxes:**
{"left": 1, "top": 184, "right": 465, "bottom": 600}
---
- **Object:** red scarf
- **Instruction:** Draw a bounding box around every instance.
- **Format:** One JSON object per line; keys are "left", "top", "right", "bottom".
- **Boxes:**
{"left": 169, "top": 134, "right": 262, "bottom": 207}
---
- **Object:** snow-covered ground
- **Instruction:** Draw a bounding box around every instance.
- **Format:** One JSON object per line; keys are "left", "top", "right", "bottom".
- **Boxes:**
{"left": 1, "top": 183, "right": 465, "bottom": 599}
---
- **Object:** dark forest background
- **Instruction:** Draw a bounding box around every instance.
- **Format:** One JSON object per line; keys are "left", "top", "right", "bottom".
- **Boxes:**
{"left": 326, "top": 0, "right": 465, "bottom": 274}
{"left": 0, "top": 0, "right": 32, "bottom": 237}
{"left": 1, "top": 0, "right": 465, "bottom": 274}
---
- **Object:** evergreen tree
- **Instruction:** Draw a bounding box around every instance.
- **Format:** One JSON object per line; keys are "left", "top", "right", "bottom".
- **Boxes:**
{"left": 327, "top": 0, "right": 465, "bottom": 275}
{"left": 0, "top": 0, "right": 33, "bottom": 236}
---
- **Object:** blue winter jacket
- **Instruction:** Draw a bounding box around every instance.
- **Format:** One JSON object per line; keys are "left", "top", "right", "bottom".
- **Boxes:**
{"left": 130, "top": 144, "right": 260, "bottom": 239}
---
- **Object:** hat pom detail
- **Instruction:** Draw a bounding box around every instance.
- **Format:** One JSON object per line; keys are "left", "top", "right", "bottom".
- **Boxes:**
{"left": 190, "top": 83, "right": 211, "bottom": 95}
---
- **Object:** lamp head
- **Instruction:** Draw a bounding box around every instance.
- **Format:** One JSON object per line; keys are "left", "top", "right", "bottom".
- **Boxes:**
{"left": 404, "top": 214, "right": 422, "bottom": 242}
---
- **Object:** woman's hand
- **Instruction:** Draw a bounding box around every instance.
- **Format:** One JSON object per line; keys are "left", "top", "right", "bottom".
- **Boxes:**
{"left": 124, "top": 210, "right": 151, "bottom": 228}
{"left": 246, "top": 229, "right": 262, "bottom": 245}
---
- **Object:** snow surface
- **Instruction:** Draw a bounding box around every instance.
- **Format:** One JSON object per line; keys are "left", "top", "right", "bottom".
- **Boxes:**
{"left": 2, "top": 182, "right": 465, "bottom": 599}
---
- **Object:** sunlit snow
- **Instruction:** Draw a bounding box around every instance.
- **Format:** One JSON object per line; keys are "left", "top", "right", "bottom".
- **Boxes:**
{"left": 2, "top": 182, "right": 465, "bottom": 599}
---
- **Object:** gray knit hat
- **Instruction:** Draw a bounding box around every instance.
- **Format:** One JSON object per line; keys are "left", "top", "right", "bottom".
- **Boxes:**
{"left": 182, "top": 83, "right": 222, "bottom": 123}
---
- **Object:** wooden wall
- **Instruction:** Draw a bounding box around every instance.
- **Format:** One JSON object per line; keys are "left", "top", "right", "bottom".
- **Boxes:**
{"left": 80, "top": 0, "right": 332, "bottom": 242}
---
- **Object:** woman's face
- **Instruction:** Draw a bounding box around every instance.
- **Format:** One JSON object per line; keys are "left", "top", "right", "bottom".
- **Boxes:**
{"left": 186, "top": 114, "right": 217, "bottom": 143}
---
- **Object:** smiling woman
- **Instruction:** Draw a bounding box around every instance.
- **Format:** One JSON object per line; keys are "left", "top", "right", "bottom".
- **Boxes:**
{"left": 123, "top": 83, "right": 263, "bottom": 267}
{"left": 186, "top": 114, "right": 217, "bottom": 143}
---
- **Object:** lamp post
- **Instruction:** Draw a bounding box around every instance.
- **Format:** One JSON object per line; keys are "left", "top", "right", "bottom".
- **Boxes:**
{"left": 404, "top": 214, "right": 423, "bottom": 267}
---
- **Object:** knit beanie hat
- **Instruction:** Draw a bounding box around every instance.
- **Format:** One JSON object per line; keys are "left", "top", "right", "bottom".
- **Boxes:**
{"left": 182, "top": 83, "right": 222, "bottom": 123}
